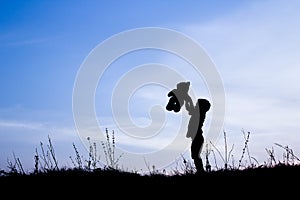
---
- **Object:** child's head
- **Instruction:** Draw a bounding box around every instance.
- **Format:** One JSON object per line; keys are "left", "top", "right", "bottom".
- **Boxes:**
{"left": 176, "top": 81, "right": 190, "bottom": 93}
{"left": 197, "top": 99, "right": 211, "bottom": 112}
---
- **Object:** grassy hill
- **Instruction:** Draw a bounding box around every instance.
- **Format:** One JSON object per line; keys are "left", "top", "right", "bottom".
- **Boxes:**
{"left": 1, "top": 163, "right": 299, "bottom": 199}
{"left": 1, "top": 131, "right": 299, "bottom": 194}
{"left": 1, "top": 163, "right": 300, "bottom": 183}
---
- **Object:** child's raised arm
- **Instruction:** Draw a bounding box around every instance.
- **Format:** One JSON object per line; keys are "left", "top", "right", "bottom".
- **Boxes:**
{"left": 185, "top": 94, "right": 194, "bottom": 114}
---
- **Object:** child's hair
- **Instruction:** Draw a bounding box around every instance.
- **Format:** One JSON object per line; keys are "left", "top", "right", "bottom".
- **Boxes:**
{"left": 197, "top": 99, "right": 211, "bottom": 112}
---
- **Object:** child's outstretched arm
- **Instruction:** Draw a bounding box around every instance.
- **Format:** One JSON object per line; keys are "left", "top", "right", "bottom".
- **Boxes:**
{"left": 185, "top": 94, "right": 194, "bottom": 114}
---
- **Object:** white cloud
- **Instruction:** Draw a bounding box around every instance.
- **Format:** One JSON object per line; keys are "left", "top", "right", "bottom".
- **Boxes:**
{"left": 0, "top": 120, "right": 45, "bottom": 130}
{"left": 0, "top": 117, "right": 82, "bottom": 171}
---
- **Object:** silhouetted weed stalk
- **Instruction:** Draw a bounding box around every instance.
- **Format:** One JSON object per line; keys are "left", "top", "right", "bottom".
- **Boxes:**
{"left": 274, "top": 143, "right": 300, "bottom": 165}
{"left": 69, "top": 142, "right": 84, "bottom": 169}
{"left": 210, "top": 131, "right": 234, "bottom": 170}
{"left": 86, "top": 136, "right": 100, "bottom": 170}
{"left": 206, "top": 130, "right": 262, "bottom": 170}
{"left": 144, "top": 158, "right": 161, "bottom": 175}
{"left": 203, "top": 130, "right": 300, "bottom": 172}
{"left": 238, "top": 130, "right": 258, "bottom": 169}
{"left": 69, "top": 128, "right": 123, "bottom": 170}
{"left": 7, "top": 152, "right": 25, "bottom": 175}
{"left": 33, "top": 135, "right": 59, "bottom": 173}
{"left": 173, "top": 155, "right": 196, "bottom": 175}
{"left": 101, "top": 128, "right": 124, "bottom": 170}
{"left": 264, "top": 143, "right": 300, "bottom": 167}
{"left": 2, "top": 128, "right": 300, "bottom": 176}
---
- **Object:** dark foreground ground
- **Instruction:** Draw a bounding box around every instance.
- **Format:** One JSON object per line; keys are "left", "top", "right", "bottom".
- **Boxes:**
{"left": 0, "top": 165, "right": 300, "bottom": 183}
{"left": 1, "top": 164, "right": 299, "bottom": 192}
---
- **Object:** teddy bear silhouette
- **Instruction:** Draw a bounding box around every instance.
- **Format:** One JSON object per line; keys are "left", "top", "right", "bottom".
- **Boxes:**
{"left": 165, "top": 81, "right": 190, "bottom": 113}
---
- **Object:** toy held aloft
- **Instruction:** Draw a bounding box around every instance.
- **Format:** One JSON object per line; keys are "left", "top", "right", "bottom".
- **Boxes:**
{"left": 166, "top": 81, "right": 190, "bottom": 113}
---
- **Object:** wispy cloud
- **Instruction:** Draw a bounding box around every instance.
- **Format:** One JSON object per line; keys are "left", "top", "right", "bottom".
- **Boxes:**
{"left": 0, "top": 117, "right": 77, "bottom": 169}
{"left": 0, "top": 120, "right": 45, "bottom": 130}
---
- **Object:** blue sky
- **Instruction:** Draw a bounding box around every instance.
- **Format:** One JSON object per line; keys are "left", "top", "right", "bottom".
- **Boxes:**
{"left": 1, "top": 0, "right": 300, "bottom": 172}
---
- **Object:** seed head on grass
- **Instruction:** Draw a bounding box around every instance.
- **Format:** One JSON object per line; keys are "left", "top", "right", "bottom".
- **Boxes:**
{"left": 71, "top": 143, "right": 83, "bottom": 169}
{"left": 274, "top": 143, "right": 300, "bottom": 165}
{"left": 34, "top": 135, "right": 59, "bottom": 172}
{"left": 34, "top": 149, "right": 39, "bottom": 174}
{"left": 86, "top": 137, "right": 100, "bottom": 170}
{"left": 265, "top": 147, "right": 276, "bottom": 167}
{"left": 238, "top": 130, "right": 251, "bottom": 169}
{"left": 7, "top": 152, "right": 25, "bottom": 175}
{"left": 204, "top": 143, "right": 212, "bottom": 172}
{"left": 101, "top": 128, "right": 123, "bottom": 170}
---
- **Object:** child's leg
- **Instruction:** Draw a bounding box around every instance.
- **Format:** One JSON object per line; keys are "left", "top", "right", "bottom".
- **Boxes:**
{"left": 191, "top": 133, "right": 204, "bottom": 172}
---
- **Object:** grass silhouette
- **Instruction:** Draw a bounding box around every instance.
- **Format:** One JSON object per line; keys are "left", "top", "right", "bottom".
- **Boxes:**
{"left": 1, "top": 128, "right": 300, "bottom": 191}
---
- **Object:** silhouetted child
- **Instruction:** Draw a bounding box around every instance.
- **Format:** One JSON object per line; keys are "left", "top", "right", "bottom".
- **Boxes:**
{"left": 185, "top": 98, "right": 211, "bottom": 173}
{"left": 166, "top": 81, "right": 190, "bottom": 113}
